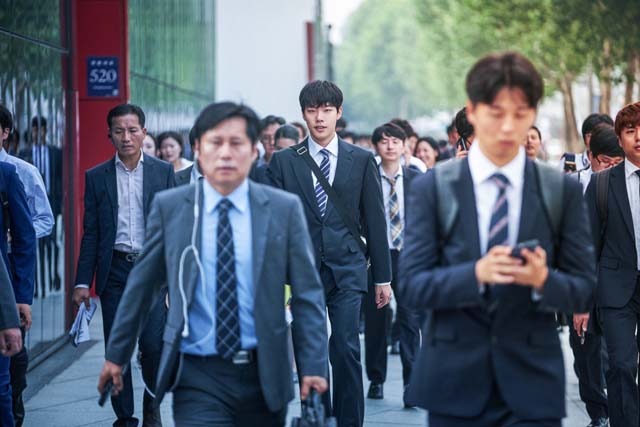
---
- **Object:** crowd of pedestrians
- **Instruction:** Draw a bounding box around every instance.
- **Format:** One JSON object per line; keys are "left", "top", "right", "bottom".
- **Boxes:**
{"left": 1, "top": 49, "right": 640, "bottom": 427}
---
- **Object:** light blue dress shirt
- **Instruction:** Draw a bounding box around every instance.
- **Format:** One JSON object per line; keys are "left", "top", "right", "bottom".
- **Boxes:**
{"left": 0, "top": 148, "right": 54, "bottom": 238}
{"left": 181, "top": 178, "right": 257, "bottom": 355}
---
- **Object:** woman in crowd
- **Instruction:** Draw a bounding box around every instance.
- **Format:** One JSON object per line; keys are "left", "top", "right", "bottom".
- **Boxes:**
{"left": 142, "top": 132, "right": 158, "bottom": 158}
{"left": 414, "top": 136, "right": 439, "bottom": 169}
{"left": 158, "top": 130, "right": 192, "bottom": 172}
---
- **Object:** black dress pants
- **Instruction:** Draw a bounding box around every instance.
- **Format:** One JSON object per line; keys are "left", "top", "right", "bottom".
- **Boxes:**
{"left": 600, "top": 279, "right": 640, "bottom": 427}
{"left": 364, "top": 250, "right": 420, "bottom": 386}
{"left": 568, "top": 318, "right": 608, "bottom": 421}
{"left": 9, "top": 327, "right": 27, "bottom": 427}
{"left": 101, "top": 254, "right": 167, "bottom": 427}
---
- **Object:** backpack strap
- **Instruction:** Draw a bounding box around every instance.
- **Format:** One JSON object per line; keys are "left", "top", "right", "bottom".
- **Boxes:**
{"left": 434, "top": 159, "right": 462, "bottom": 243}
{"left": 594, "top": 168, "right": 611, "bottom": 256}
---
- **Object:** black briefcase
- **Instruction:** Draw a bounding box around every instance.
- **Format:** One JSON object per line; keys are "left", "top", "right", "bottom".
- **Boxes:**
{"left": 290, "top": 390, "right": 337, "bottom": 427}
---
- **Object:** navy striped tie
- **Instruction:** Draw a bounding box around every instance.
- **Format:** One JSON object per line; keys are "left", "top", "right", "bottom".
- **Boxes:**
{"left": 314, "top": 149, "right": 331, "bottom": 217}
{"left": 487, "top": 173, "right": 510, "bottom": 250}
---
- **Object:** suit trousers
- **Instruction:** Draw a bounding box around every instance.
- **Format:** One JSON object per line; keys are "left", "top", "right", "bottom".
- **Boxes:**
{"left": 600, "top": 278, "right": 640, "bottom": 427}
{"left": 429, "top": 381, "right": 561, "bottom": 427}
{"left": 9, "top": 327, "right": 27, "bottom": 427}
{"left": 364, "top": 250, "right": 420, "bottom": 387}
{"left": 320, "top": 263, "right": 365, "bottom": 427}
{"left": 568, "top": 319, "right": 608, "bottom": 421}
{"left": 0, "top": 354, "right": 14, "bottom": 427}
{"left": 101, "top": 255, "right": 167, "bottom": 427}
{"left": 173, "top": 354, "right": 286, "bottom": 427}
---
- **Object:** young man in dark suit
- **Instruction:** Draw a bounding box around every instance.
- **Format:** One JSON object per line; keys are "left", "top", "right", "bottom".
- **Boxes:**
{"left": 98, "top": 101, "right": 328, "bottom": 427}
{"left": 585, "top": 101, "right": 640, "bottom": 427}
{"left": 73, "top": 104, "right": 175, "bottom": 427}
{"left": 266, "top": 81, "right": 392, "bottom": 427}
{"left": 364, "top": 122, "right": 421, "bottom": 405}
{"left": 399, "top": 52, "right": 596, "bottom": 427}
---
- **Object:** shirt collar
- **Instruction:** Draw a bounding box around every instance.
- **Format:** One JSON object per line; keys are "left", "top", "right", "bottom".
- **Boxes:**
{"left": 625, "top": 158, "right": 640, "bottom": 179}
{"left": 308, "top": 133, "right": 339, "bottom": 158}
{"left": 379, "top": 163, "right": 403, "bottom": 180}
{"left": 115, "top": 150, "right": 145, "bottom": 171}
{"left": 468, "top": 142, "right": 525, "bottom": 188}
{"left": 0, "top": 149, "right": 7, "bottom": 162}
{"left": 191, "top": 162, "right": 203, "bottom": 181}
{"left": 203, "top": 178, "right": 250, "bottom": 215}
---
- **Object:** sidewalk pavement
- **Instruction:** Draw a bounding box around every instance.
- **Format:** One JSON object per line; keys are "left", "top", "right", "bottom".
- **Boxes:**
{"left": 24, "top": 303, "right": 592, "bottom": 427}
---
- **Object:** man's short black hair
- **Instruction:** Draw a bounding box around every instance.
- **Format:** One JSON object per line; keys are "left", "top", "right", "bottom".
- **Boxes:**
{"left": 188, "top": 127, "right": 196, "bottom": 148}
{"left": 336, "top": 118, "right": 348, "bottom": 129}
{"left": 274, "top": 124, "right": 300, "bottom": 143}
{"left": 299, "top": 80, "right": 343, "bottom": 111}
{"left": 338, "top": 130, "right": 356, "bottom": 140}
{"left": 31, "top": 115, "right": 46, "bottom": 129}
{"left": 454, "top": 107, "right": 474, "bottom": 140}
{"left": 371, "top": 122, "right": 406, "bottom": 145}
{"left": 581, "top": 113, "right": 614, "bottom": 141}
{"left": 107, "top": 104, "right": 145, "bottom": 128}
{"left": 0, "top": 105, "right": 13, "bottom": 132}
{"left": 466, "top": 51, "right": 544, "bottom": 108}
{"left": 390, "top": 118, "right": 417, "bottom": 138}
{"left": 590, "top": 124, "right": 624, "bottom": 159}
{"left": 193, "top": 102, "right": 260, "bottom": 144}
{"left": 259, "top": 115, "right": 285, "bottom": 134}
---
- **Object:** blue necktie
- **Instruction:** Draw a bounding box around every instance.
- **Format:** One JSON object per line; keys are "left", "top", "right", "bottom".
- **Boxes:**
{"left": 215, "top": 198, "right": 241, "bottom": 359}
{"left": 314, "top": 149, "right": 331, "bottom": 217}
{"left": 487, "top": 173, "right": 510, "bottom": 250}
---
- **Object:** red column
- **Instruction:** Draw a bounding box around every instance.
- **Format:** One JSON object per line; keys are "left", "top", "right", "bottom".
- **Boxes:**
{"left": 66, "top": 0, "right": 129, "bottom": 320}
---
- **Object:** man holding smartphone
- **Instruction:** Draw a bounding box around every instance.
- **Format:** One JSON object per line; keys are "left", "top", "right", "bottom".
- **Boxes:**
{"left": 399, "top": 52, "right": 596, "bottom": 426}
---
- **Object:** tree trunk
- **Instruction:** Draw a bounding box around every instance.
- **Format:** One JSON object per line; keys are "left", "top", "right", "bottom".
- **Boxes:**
{"left": 559, "top": 76, "right": 581, "bottom": 153}
{"left": 599, "top": 39, "right": 612, "bottom": 115}
{"left": 624, "top": 51, "right": 637, "bottom": 105}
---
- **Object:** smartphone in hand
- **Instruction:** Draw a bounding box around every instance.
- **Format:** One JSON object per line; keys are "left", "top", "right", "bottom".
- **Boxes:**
{"left": 510, "top": 239, "right": 540, "bottom": 264}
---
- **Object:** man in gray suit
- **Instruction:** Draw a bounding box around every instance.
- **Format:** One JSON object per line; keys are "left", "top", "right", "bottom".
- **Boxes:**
{"left": 0, "top": 256, "right": 21, "bottom": 355}
{"left": 99, "top": 102, "right": 328, "bottom": 427}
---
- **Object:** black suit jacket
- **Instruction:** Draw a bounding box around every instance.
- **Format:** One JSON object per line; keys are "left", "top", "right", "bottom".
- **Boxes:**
{"left": 175, "top": 165, "right": 192, "bottom": 187}
{"left": 585, "top": 162, "right": 639, "bottom": 308}
{"left": 266, "top": 138, "right": 391, "bottom": 290}
{"left": 19, "top": 144, "right": 63, "bottom": 216}
{"left": 75, "top": 154, "right": 175, "bottom": 295}
{"left": 398, "top": 158, "right": 595, "bottom": 420}
{"left": 0, "top": 256, "right": 19, "bottom": 330}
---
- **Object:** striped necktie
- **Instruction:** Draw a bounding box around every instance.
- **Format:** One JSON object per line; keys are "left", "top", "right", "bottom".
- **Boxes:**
{"left": 383, "top": 174, "right": 403, "bottom": 250}
{"left": 487, "top": 173, "right": 510, "bottom": 251}
{"left": 314, "top": 149, "right": 331, "bottom": 217}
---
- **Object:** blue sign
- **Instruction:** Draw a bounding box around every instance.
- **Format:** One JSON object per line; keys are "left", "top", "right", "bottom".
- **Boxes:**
{"left": 87, "top": 56, "right": 119, "bottom": 97}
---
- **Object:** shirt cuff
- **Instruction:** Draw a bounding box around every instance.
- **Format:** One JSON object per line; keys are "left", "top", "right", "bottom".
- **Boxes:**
{"left": 374, "top": 282, "right": 390, "bottom": 286}
{"left": 75, "top": 284, "right": 90, "bottom": 289}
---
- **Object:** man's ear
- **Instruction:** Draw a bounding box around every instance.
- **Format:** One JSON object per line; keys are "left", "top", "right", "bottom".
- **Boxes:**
{"left": 337, "top": 107, "right": 343, "bottom": 120}
{"left": 465, "top": 100, "right": 476, "bottom": 127}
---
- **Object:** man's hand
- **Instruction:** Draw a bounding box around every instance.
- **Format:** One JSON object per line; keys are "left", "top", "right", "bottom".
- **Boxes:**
{"left": 375, "top": 284, "right": 392, "bottom": 309}
{"left": 16, "top": 304, "right": 32, "bottom": 330}
{"left": 300, "top": 376, "right": 328, "bottom": 400}
{"left": 573, "top": 313, "right": 590, "bottom": 336}
{"left": 509, "top": 247, "right": 549, "bottom": 291}
{"left": 475, "top": 246, "right": 520, "bottom": 285}
{"left": 456, "top": 148, "right": 468, "bottom": 159}
{"left": 0, "top": 328, "right": 22, "bottom": 357}
{"left": 98, "top": 360, "right": 124, "bottom": 396}
{"left": 73, "top": 287, "right": 91, "bottom": 310}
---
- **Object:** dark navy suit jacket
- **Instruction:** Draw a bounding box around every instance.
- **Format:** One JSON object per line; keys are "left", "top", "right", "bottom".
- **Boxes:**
{"left": 585, "top": 162, "right": 639, "bottom": 308}
{"left": 75, "top": 154, "right": 175, "bottom": 295}
{"left": 266, "top": 138, "right": 391, "bottom": 290}
{"left": 0, "top": 162, "right": 36, "bottom": 304}
{"left": 398, "top": 158, "right": 595, "bottom": 420}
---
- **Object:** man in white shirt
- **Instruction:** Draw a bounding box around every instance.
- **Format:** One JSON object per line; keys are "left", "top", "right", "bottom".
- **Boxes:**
{"left": 399, "top": 51, "right": 595, "bottom": 427}
{"left": 585, "top": 102, "right": 640, "bottom": 427}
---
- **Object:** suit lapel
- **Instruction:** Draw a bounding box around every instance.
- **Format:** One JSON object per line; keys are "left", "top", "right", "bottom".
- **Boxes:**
{"left": 291, "top": 139, "right": 322, "bottom": 221}
{"left": 105, "top": 158, "right": 118, "bottom": 227}
{"left": 516, "top": 160, "right": 538, "bottom": 242}
{"left": 325, "top": 139, "right": 353, "bottom": 218}
{"left": 249, "top": 182, "right": 269, "bottom": 292}
{"left": 610, "top": 162, "right": 635, "bottom": 237}
{"left": 142, "top": 154, "right": 153, "bottom": 217}
{"left": 455, "top": 159, "right": 481, "bottom": 259}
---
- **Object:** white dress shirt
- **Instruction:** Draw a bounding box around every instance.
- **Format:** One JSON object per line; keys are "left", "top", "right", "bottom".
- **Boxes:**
{"left": 624, "top": 159, "right": 640, "bottom": 269}
{"left": 379, "top": 164, "right": 404, "bottom": 250}
{"left": 114, "top": 152, "right": 145, "bottom": 253}
{"left": 308, "top": 133, "right": 339, "bottom": 186}
{"left": 467, "top": 143, "right": 525, "bottom": 254}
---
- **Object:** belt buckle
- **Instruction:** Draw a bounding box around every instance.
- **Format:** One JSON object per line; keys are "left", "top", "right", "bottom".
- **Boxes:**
{"left": 125, "top": 253, "right": 138, "bottom": 263}
{"left": 232, "top": 350, "right": 252, "bottom": 365}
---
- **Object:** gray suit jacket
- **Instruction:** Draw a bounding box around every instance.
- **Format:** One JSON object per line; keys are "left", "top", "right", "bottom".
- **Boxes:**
{"left": 105, "top": 180, "right": 328, "bottom": 411}
{"left": 0, "top": 256, "right": 19, "bottom": 330}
